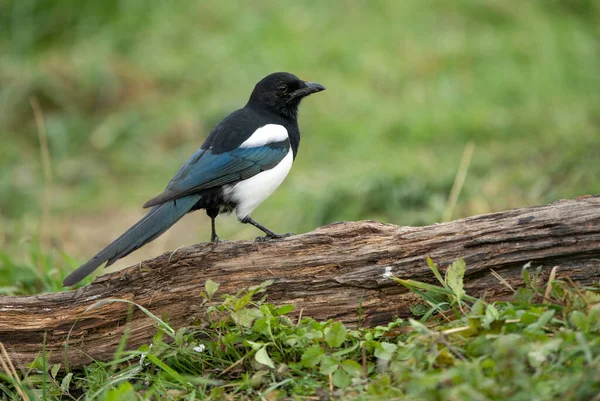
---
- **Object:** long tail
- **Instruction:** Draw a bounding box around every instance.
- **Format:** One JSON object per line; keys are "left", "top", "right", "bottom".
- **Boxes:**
{"left": 63, "top": 194, "right": 201, "bottom": 286}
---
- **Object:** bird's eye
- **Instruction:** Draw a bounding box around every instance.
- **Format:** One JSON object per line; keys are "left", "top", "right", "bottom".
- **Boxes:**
{"left": 277, "top": 84, "right": 288, "bottom": 93}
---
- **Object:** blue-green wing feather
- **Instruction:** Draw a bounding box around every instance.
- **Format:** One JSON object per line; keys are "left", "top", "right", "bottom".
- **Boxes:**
{"left": 143, "top": 141, "right": 289, "bottom": 207}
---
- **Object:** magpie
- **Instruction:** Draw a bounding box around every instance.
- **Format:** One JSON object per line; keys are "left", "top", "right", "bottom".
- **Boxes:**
{"left": 62, "top": 72, "right": 325, "bottom": 286}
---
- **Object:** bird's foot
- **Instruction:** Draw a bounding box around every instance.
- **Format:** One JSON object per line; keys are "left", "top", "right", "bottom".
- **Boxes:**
{"left": 254, "top": 232, "right": 295, "bottom": 242}
{"left": 211, "top": 236, "right": 227, "bottom": 244}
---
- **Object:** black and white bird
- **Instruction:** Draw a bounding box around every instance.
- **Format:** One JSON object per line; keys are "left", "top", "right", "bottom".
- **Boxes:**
{"left": 63, "top": 72, "right": 325, "bottom": 286}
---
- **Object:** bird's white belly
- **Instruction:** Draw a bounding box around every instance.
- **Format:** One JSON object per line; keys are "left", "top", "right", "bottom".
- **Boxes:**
{"left": 224, "top": 149, "right": 294, "bottom": 219}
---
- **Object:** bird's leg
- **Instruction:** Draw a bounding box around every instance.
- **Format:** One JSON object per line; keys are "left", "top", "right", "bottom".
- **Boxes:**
{"left": 206, "top": 208, "right": 222, "bottom": 243}
{"left": 210, "top": 217, "right": 219, "bottom": 242}
{"left": 240, "top": 216, "right": 294, "bottom": 241}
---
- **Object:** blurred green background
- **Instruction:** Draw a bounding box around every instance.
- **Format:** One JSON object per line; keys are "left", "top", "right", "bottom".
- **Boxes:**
{"left": 1, "top": 0, "right": 599, "bottom": 289}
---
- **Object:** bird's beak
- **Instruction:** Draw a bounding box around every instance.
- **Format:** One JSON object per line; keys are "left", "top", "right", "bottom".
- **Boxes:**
{"left": 289, "top": 81, "right": 326, "bottom": 101}
{"left": 303, "top": 81, "right": 326, "bottom": 93}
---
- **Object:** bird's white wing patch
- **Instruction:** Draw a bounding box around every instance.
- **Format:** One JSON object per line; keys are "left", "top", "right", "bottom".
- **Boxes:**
{"left": 239, "top": 124, "right": 288, "bottom": 148}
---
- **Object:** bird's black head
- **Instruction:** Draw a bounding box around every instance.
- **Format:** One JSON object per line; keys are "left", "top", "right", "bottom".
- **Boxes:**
{"left": 247, "top": 72, "right": 326, "bottom": 120}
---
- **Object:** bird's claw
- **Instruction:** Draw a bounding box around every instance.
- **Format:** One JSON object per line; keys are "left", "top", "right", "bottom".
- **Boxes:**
{"left": 211, "top": 236, "right": 227, "bottom": 244}
{"left": 254, "top": 232, "right": 295, "bottom": 242}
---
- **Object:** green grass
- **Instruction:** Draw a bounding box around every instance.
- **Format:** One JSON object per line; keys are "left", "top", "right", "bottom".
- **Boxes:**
{"left": 1, "top": 1, "right": 599, "bottom": 258}
{"left": 2, "top": 260, "right": 600, "bottom": 400}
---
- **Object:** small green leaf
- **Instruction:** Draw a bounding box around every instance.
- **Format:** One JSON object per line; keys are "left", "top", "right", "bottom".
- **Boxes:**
{"left": 245, "top": 340, "right": 263, "bottom": 351}
{"left": 332, "top": 368, "right": 351, "bottom": 388}
{"left": 325, "top": 322, "right": 347, "bottom": 348}
{"left": 341, "top": 359, "right": 363, "bottom": 377}
{"left": 446, "top": 259, "right": 466, "bottom": 304}
{"left": 319, "top": 355, "right": 339, "bottom": 375}
{"left": 589, "top": 304, "right": 600, "bottom": 333}
{"left": 234, "top": 292, "right": 254, "bottom": 310}
{"left": 252, "top": 316, "right": 269, "bottom": 335}
{"left": 520, "top": 311, "right": 538, "bottom": 325}
{"left": 570, "top": 310, "right": 589, "bottom": 332}
{"left": 51, "top": 363, "right": 61, "bottom": 379}
{"left": 538, "top": 309, "right": 556, "bottom": 325}
{"left": 483, "top": 304, "right": 500, "bottom": 329}
{"left": 301, "top": 346, "right": 324, "bottom": 367}
{"left": 205, "top": 279, "right": 220, "bottom": 299}
{"left": 60, "top": 373, "right": 73, "bottom": 392}
{"left": 275, "top": 304, "right": 295, "bottom": 315}
{"left": 305, "top": 329, "right": 324, "bottom": 340}
{"left": 374, "top": 342, "right": 397, "bottom": 360}
{"left": 105, "top": 382, "right": 136, "bottom": 401}
{"left": 525, "top": 310, "right": 555, "bottom": 333}
{"left": 175, "top": 327, "right": 187, "bottom": 346}
{"left": 231, "top": 308, "right": 263, "bottom": 327}
{"left": 23, "top": 374, "right": 45, "bottom": 385}
{"left": 470, "top": 298, "right": 485, "bottom": 316}
{"left": 248, "top": 280, "right": 274, "bottom": 292}
{"left": 427, "top": 257, "right": 447, "bottom": 287}
{"left": 513, "top": 288, "right": 534, "bottom": 304}
{"left": 255, "top": 345, "right": 275, "bottom": 369}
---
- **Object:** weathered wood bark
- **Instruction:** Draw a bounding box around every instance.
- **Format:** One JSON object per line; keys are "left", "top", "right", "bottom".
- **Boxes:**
{"left": 1, "top": 196, "right": 599, "bottom": 369}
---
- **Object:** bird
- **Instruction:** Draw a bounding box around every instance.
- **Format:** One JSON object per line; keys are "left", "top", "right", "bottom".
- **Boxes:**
{"left": 62, "top": 72, "right": 325, "bottom": 286}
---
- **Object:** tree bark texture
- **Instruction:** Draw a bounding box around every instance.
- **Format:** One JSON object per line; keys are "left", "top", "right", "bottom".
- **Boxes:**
{"left": 1, "top": 196, "right": 599, "bottom": 369}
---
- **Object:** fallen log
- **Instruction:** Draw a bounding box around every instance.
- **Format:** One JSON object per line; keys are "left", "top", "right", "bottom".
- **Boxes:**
{"left": 1, "top": 196, "right": 599, "bottom": 368}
